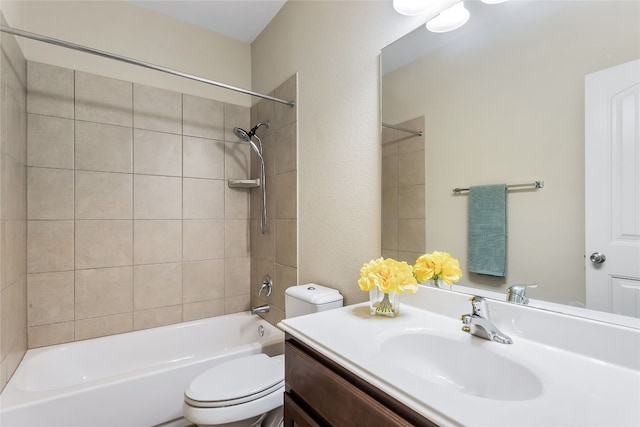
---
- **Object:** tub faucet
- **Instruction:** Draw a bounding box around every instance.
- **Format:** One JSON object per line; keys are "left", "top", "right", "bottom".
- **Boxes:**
{"left": 460, "top": 296, "right": 513, "bottom": 344}
{"left": 251, "top": 304, "right": 270, "bottom": 315}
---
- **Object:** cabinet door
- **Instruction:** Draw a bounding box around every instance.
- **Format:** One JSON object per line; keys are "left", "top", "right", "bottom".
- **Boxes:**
{"left": 286, "top": 341, "right": 423, "bottom": 427}
{"left": 283, "top": 393, "right": 322, "bottom": 427}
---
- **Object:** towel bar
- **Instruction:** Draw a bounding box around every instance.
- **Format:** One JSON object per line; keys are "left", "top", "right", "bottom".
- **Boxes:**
{"left": 453, "top": 180, "right": 544, "bottom": 194}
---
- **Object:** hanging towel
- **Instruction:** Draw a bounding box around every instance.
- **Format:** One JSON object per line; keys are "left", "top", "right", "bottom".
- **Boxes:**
{"left": 468, "top": 184, "right": 507, "bottom": 277}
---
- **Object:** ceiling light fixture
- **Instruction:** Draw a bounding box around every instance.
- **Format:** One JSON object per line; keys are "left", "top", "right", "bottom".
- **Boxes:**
{"left": 426, "top": 1, "right": 470, "bottom": 33}
{"left": 392, "top": 0, "right": 431, "bottom": 16}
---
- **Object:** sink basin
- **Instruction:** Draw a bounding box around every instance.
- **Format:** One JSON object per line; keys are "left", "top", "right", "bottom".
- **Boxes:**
{"left": 379, "top": 330, "right": 543, "bottom": 401}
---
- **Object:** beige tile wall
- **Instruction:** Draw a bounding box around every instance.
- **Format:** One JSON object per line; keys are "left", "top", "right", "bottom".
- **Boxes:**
{"left": 25, "top": 61, "right": 254, "bottom": 347}
{"left": 0, "top": 20, "right": 28, "bottom": 392}
{"left": 250, "top": 75, "right": 298, "bottom": 325}
{"left": 381, "top": 116, "right": 426, "bottom": 264}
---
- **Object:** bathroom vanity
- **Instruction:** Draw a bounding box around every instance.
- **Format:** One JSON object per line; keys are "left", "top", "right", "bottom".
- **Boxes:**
{"left": 278, "top": 286, "right": 640, "bottom": 426}
{"left": 284, "top": 335, "right": 435, "bottom": 426}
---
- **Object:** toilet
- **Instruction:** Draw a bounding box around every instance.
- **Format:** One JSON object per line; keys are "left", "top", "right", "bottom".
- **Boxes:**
{"left": 183, "top": 284, "right": 343, "bottom": 427}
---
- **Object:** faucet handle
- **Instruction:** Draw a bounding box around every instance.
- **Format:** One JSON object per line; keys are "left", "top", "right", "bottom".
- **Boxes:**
{"left": 258, "top": 275, "right": 273, "bottom": 297}
{"left": 469, "top": 296, "right": 490, "bottom": 318}
{"left": 506, "top": 284, "right": 537, "bottom": 304}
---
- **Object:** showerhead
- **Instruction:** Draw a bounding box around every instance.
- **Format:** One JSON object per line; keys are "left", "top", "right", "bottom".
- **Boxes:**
{"left": 233, "top": 127, "right": 251, "bottom": 142}
{"left": 233, "top": 122, "right": 269, "bottom": 142}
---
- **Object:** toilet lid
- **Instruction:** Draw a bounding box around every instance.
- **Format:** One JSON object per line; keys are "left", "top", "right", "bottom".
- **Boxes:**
{"left": 185, "top": 354, "right": 284, "bottom": 408}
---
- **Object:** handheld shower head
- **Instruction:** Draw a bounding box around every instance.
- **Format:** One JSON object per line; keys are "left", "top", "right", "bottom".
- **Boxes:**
{"left": 233, "top": 122, "right": 269, "bottom": 142}
{"left": 232, "top": 122, "right": 269, "bottom": 235}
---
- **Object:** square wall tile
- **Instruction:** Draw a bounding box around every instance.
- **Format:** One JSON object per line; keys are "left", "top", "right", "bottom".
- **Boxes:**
{"left": 27, "top": 220, "right": 74, "bottom": 273}
{"left": 133, "top": 129, "right": 182, "bottom": 176}
{"left": 225, "top": 186, "right": 250, "bottom": 220}
{"left": 134, "top": 305, "right": 182, "bottom": 331}
{"left": 274, "top": 123, "right": 296, "bottom": 175}
{"left": 274, "top": 75, "right": 297, "bottom": 130}
{"left": 75, "top": 71, "right": 132, "bottom": 127}
{"left": 225, "top": 257, "right": 250, "bottom": 298}
{"left": 75, "top": 121, "right": 132, "bottom": 173}
{"left": 5, "top": 220, "right": 26, "bottom": 286}
{"left": 183, "top": 94, "right": 224, "bottom": 140}
{"left": 27, "top": 114, "right": 74, "bottom": 169}
{"left": 183, "top": 260, "right": 224, "bottom": 303}
{"left": 273, "top": 171, "right": 296, "bottom": 220}
{"left": 382, "top": 154, "right": 399, "bottom": 189}
{"left": 183, "top": 136, "right": 225, "bottom": 179}
{"left": 183, "top": 220, "right": 224, "bottom": 261}
{"left": 225, "top": 220, "right": 249, "bottom": 258}
{"left": 398, "top": 150, "right": 425, "bottom": 187}
{"left": 224, "top": 103, "right": 250, "bottom": 142}
{"left": 134, "top": 175, "right": 182, "bottom": 219}
{"left": 27, "top": 62, "right": 74, "bottom": 118}
{"left": 75, "top": 266, "right": 133, "bottom": 319}
{"left": 183, "top": 299, "right": 225, "bottom": 322}
{"left": 274, "top": 220, "right": 296, "bottom": 268}
{"left": 75, "top": 121, "right": 133, "bottom": 173}
{"left": 75, "top": 171, "right": 132, "bottom": 219}
{"left": 133, "top": 84, "right": 182, "bottom": 134}
{"left": 183, "top": 178, "right": 224, "bottom": 219}
{"left": 134, "top": 263, "right": 182, "bottom": 310}
{"left": 27, "top": 271, "right": 74, "bottom": 326}
{"left": 75, "top": 220, "right": 132, "bottom": 269}
{"left": 133, "top": 220, "right": 182, "bottom": 265}
{"left": 225, "top": 141, "right": 250, "bottom": 180}
{"left": 398, "top": 184, "right": 425, "bottom": 219}
{"left": 398, "top": 219, "right": 426, "bottom": 253}
{"left": 28, "top": 322, "right": 74, "bottom": 348}
{"left": 3, "top": 155, "right": 27, "bottom": 222}
{"left": 75, "top": 313, "right": 132, "bottom": 341}
{"left": 224, "top": 295, "right": 250, "bottom": 314}
{"left": 27, "top": 167, "right": 74, "bottom": 220}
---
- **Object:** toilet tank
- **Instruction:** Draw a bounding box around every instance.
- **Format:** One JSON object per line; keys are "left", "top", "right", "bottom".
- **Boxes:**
{"left": 285, "top": 284, "right": 343, "bottom": 318}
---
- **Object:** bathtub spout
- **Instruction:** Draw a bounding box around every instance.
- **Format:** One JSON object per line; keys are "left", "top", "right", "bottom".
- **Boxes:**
{"left": 251, "top": 304, "right": 270, "bottom": 315}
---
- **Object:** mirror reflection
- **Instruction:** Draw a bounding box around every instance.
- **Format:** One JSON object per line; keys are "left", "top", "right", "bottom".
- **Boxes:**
{"left": 381, "top": 0, "right": 640, "bottom": 322}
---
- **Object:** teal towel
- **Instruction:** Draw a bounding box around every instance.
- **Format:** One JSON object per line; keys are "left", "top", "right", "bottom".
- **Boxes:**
{"left": 468, "top": 184, "right": 507, "bottom": 277}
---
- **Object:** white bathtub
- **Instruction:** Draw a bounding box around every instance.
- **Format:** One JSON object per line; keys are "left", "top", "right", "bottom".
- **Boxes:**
{"left": 0, "top": 312, "right": 284, "bottom": 427}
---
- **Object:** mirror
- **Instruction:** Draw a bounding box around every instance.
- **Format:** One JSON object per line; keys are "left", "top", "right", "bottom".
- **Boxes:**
{"left": 381, "top": 0, "right": 640, "bottom": 324}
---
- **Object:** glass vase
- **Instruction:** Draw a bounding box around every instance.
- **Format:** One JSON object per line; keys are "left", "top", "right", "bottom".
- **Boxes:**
{"left": 426, "top": 277, "right": 450, "bottom": 290}
{"left": 369, "top": 288, "right": 400, "bottom": 317}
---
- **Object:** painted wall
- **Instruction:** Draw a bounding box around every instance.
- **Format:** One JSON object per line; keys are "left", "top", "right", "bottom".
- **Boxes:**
{"left": 382, "top": 1, "right": 640, "bottom": 305}
{"left": 16, "top": 0, "right": 252, "bottom": 106}
{"left": 251, "top": 1, "right": 425, "bottom": 304}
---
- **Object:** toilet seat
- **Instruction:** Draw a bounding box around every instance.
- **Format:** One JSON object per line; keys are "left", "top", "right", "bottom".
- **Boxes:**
{"left": 185, "top": 354, "right": 284, "bottom": 409}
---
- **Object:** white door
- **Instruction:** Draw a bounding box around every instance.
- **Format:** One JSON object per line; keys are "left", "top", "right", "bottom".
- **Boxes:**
{"left": 585, "top": 59, "right": 640, "bottom": 317}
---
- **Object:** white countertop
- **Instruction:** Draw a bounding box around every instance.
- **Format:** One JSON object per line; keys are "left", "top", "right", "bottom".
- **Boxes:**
{"left": 278, "top": 287, "right": 640, "bottom": 426}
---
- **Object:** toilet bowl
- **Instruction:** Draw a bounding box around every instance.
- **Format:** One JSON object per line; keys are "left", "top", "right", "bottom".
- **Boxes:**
{"left": 183, "top": 354, "right": 285, "bottom": 427}
{"left": 183, "top": 284, "right": 343, "bottom": 427}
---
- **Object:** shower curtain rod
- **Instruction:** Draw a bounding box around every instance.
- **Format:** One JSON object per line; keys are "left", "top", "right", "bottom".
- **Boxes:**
{"left": 0, "top": 25, "right": 295, "bottom": 107}
{"left": 382, "top": 122, "right": 423, "bottom": 137}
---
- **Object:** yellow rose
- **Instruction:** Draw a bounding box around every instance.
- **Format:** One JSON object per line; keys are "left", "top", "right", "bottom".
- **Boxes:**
{"left": 413, "top": 254, "right": 436, "bottom": 283}
{"left": 413, "top": 251, "right": 462, "bottom": 285}
{"left": 358, "top": 258, "right": 418, "bottom": 294}
{"left": 440, "top": 256, "right": 462, "bottom": 284}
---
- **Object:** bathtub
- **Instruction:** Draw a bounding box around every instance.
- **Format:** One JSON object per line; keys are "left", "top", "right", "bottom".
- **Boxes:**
{"left": 0, "top": 312, "right": 284, "bottom": 427}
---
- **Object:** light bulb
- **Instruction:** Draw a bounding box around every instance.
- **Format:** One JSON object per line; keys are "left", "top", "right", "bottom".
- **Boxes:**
{"left": 426, "top": 1, "right": 470, "bottom": 33}
{"left": 393, "top": 0, "right": 431, "bottom": 16}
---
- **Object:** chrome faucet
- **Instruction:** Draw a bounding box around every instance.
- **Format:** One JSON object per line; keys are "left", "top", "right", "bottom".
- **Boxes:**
{"left": 251, "top": 304, "right": 270, "bottom": 315}
{"left": 506, "top": 284, "right": 537, "bottom": 305}
{"left": 461, "top": 296, "right": 513, "bottom": 344}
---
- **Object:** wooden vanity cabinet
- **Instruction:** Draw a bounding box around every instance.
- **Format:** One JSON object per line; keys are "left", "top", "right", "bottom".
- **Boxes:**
{"left": 283, "top": 334, "right": 438, "bottom": 427}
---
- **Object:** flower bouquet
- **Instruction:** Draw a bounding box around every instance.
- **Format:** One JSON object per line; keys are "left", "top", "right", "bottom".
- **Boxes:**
{"left": 413, "top": 251, "right": 462, "bottom": 288}
{"left": 358, "top": 257, "right": 418, "bottom": 317}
